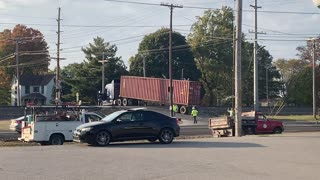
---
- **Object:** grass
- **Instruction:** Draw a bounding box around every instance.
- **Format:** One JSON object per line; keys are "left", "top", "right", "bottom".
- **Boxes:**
{"left": 268, "top": 115, "right": 316, "bottom": 121}
{"left": 0, "top": 120, "right": 10, "bottom": 131}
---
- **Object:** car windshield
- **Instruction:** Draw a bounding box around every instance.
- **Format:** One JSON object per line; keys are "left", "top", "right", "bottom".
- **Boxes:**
{"left": 101, "top": 110, "right": 125, "bottom": 122}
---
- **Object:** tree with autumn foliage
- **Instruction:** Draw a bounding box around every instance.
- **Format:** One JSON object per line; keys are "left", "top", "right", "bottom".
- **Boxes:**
{"left": 0, "top": 24, "right": 50, "bottom": 105}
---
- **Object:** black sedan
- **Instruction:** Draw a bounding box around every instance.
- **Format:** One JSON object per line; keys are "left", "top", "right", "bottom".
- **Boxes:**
{"left": 73, "top": 108, "right": 180, "bottom": 146}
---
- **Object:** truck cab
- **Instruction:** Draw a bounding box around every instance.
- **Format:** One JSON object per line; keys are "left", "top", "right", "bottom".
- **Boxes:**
{"left": 241, "top": 111, "right": 284, "bottom": 134}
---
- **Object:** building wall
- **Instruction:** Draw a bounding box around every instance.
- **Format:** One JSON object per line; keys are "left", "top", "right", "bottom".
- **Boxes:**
{"left": 10, "top": 77, "right": 55, "bottom": 106}
{"left": 45, "top": 79, "right": 55, "bottom": 104}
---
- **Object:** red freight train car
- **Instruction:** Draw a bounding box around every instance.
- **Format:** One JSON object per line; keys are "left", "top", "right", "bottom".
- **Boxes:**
{"left": 118, "top": 76, "right": 201, "bottom": 114}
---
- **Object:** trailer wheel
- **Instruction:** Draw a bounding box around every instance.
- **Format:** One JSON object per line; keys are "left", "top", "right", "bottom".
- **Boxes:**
{"left": 49, "top": 134, "right": 64, "bottom": 145}
{"left": 122, "top": 98, "right": 128, "bottom": 106}
{"left": 180, "top": 106, "right": 187, "bottom": 114}
{"left": 117, "top": 99, "right": 122, "bottom": 106}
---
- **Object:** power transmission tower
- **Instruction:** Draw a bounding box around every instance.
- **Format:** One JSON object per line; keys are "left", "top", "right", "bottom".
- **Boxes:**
{"left": 160, "top": 3, "right": 183, "bottom": 117}
{"left": 55, "top": 7, "right": 62, "bottom": 104}
{"left": 235, "top": 0, "right": 243, "bottom": 137}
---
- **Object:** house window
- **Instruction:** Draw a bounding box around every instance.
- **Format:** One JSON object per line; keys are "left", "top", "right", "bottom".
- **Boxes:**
{"left": 33, "top": 86, "right": 40, "bottom": 93}
{"left": 41, "top": 86, "right": 44, "bottom": 94}
{"left": 25, "top": 86, "right": 30, "bottom": 94}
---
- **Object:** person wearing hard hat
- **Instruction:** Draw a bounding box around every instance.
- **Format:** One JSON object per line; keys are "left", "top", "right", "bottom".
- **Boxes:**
{"left": 191, "top": 106, "right": 198, "bottom": 124}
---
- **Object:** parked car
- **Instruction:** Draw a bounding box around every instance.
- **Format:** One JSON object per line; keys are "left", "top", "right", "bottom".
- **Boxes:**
{"left": 9, "top": 116, "right": 25, "bottom": 133}
{"left": 73, "top": 108, "right": 180, "bottom": 146}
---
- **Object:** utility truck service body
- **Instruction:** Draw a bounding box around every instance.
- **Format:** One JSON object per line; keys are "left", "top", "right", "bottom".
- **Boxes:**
{"left": 19, "top": 110, "right": 103, "bottom": 145}
{"left": 105, "top": 76, "right": 201, "bottom": 114}
{"left": 209, "top": 111, "right": 284, "bottom": 137}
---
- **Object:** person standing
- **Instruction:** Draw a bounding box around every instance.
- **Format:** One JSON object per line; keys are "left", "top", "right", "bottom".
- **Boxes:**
{"left": 191, "top": 106, "right": 198, "bottom": 124}
{"left": 173, "top": 104, "right": 178, "bottom": 116}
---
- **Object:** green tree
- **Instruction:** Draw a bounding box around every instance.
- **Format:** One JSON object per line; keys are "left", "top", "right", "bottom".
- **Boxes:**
{"left": 61, "top": 37, "right": 128, "bottom": 104}
{"left": 273, "top": 58, "right": 308, "bottom": 99}
{"left": 129, "top": 28, "right": 200, "bottom": 81}
{"left": 188, "top": 7, "right": 234, "bottom": 106}
{"left": 286, "top": 67, "right": 314, "bottom": 106}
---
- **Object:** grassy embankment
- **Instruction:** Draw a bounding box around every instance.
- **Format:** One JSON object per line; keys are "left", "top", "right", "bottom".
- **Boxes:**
{"left": 268, "top": 115, "right": 316, "bottom": 121}
{"left": 0, "top": 120, "right": 10, "bottom": 131}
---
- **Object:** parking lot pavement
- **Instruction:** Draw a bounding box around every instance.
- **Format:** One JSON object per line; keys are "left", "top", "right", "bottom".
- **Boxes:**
{"left": 0, "top": 132, "right": 320, "bottom": 180}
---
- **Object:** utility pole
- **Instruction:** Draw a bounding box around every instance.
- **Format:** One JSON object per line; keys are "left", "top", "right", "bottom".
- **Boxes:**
{"left": 266, "top": 66, "right": 269, "bottom": 107}
{"left": 160, "top": 3, "right": 183, "bottom": 117}
{"left": 142, "top": 54, "right": 146, "bottom": 77}
{"left": 15, "top": 40, "right": 20, "bottom": 106}
{"left": 312, "top": 39, "right": 317, "bottom": 120}
{"left": 235, "top": 0, "right": 243, "bottom": 137}
{"left": 100, "top": 52, "right": 108, "bottom": 94}
{"left": 55, "top": 7, "right": 62, "bottom": 104}
{"left": 250, "top": 0, "right": 261, "bottom": 111}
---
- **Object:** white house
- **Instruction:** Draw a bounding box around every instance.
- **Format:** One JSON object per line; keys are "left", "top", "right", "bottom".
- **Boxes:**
{"left": 11, "top": 74, "right": 55, "bottom": 106}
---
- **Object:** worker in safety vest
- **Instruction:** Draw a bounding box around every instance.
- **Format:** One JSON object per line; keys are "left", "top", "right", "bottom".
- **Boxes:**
{"left": 191, "top": 106, "right": 199, "bottom": 124}
{"left": 173, "top": 104, "right": 178, "bottom": 116}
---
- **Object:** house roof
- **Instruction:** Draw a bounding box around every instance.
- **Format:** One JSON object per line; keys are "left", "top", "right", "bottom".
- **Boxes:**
{"left": 20, "top": 74, "right": 55, "bottom": 86}
{"left": 21, "top": 93, "right": 47, "bottom": 100}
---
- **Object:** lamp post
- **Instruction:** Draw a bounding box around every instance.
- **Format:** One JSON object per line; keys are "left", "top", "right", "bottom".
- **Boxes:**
{"left": 313, "top": 0, "right": 320, "bottom": 121}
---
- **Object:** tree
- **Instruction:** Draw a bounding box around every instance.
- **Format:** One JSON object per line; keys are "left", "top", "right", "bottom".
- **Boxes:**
{"left": 296, "top": 37, "right": 320, "bottom": 63}
{"left": 286, "top": 67, "right": 314, "bottom": 106}
{"left": 188, "top": 7, "right": 235, "bottom": 106}
{"left": 273, "top": 58, "right": 308, "bottom": 99}
{"left": 0, "top": 24, "right": 50, "bottom": 105}
{"left": 0, "top": 24, "right": 49, "bottom": 76}
{"left": 61, "top": 37, "right": 128, "bottom": 104}
{"left": 129, "top": 28, "right": 200, "bottom": 81}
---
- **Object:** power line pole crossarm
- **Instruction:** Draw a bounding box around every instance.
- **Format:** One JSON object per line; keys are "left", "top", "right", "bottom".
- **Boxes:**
{"left": 160, "top": 3, "right": 183, "bottom": 117}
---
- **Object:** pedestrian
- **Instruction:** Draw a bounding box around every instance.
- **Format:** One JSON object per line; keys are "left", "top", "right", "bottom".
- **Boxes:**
{"left": 227, "top": 107, "right": 234, "bottom": 117}
{"left": 97, "top": 91, "right": 102, "bottom": 106}
{"left": 173, "top": 104, "right": 178, "bottom": 116}
{"left": 191, "top": 106, "right": 198, "bottom": 124}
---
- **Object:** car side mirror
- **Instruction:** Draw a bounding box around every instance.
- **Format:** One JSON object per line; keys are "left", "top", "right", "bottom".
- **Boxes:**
{"left": 115, "top": 119, "right": 122, "bottom": 123}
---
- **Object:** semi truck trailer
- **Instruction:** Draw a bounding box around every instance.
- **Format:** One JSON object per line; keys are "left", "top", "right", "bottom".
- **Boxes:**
{"left": 105, "top": 76, "right": 201, "bottom": 114}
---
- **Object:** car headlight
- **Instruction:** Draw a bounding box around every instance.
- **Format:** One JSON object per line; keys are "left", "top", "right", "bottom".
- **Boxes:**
{"left": 81, "top": 127, "right": 92, "bottom": 132}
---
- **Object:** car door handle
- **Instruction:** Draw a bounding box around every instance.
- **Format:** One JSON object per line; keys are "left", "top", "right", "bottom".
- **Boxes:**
{"left": 56, "top": 123, "right": 59, "bottom": 126}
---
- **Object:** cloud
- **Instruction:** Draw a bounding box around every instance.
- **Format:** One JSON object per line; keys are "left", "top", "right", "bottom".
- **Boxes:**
{"left": 0, "top": 1, "right": 7, "bottom": 9}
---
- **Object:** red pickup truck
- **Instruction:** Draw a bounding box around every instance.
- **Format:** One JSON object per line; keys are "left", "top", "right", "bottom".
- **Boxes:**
{"left": 209, "top": 111, "right": 284, "bottom": 137}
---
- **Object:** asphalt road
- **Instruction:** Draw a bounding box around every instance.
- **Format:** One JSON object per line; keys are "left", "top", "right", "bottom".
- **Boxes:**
{"left": 1, "top": 132, "right": 320, "bottom": 180}
{"left": 1, "top": 123, "right": 320, "bottom": 141}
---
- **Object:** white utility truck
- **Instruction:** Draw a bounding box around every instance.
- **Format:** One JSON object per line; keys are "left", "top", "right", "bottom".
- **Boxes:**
{"left": 19, "top": 109, "right": 103, "bottom": 145}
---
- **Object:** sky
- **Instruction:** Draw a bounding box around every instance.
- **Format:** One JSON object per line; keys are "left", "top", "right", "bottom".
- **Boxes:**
{"left": 0, "top": 0, "right": 319, "bottom": 70}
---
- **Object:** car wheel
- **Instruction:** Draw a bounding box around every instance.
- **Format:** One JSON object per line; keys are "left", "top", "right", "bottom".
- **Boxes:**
{"left": 159, "top": 128, "right": 174, "bottom": 144}
{"left": 148, "top": 138, "right": 157, "bottom": 143}
{"left": 273, "top": 127, "right": 283, "bottom": 134}
{"left": 49, "top": 134, "right": 64, "bottom": 145}
{"left": 95, "top": 131, "right": 111, "bottom": 146}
